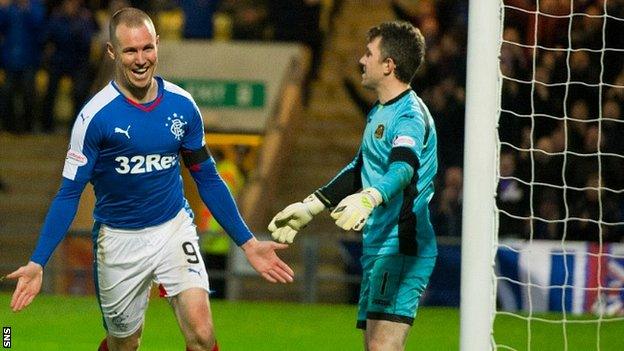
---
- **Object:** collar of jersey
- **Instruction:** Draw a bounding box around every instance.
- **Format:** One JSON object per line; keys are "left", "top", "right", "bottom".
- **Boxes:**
{"left": 376, "top": 88, "right": 413, "bottom": 107}
{"left": 111, "top": 76, "right": 164, "bottom": 112}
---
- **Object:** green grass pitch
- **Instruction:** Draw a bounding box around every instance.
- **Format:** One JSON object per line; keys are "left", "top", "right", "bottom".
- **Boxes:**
{"left": 0, "top": 293, "right": 622, "bottom": 350}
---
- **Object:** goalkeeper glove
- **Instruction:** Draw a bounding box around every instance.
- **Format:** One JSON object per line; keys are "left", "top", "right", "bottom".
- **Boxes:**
{"left": 330, "top": 188, "right": 382, "bottom": 231}
{"left": 268, "top": 193, "right": 326, "bottom": 243}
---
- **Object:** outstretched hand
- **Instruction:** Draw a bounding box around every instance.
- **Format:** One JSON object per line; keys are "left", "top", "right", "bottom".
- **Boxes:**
{"left": 267, "top": 202, "right": 312, "bottom": 244}
{"left": 268, "top": 193, "right": 326, "bottom": 244}
{"left": 6, "top": 261, "right": 43, "bottom": 312}
{"left": 241, "top": 238, "right": 294, "bottom": 283}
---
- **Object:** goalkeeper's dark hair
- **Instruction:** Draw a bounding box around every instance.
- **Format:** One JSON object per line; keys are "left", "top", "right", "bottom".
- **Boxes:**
{"left": 109, "top": 7, "right": 155, "bottom": 44}
{"left": 367, "top": 21, "right": 425, "bottom": 84}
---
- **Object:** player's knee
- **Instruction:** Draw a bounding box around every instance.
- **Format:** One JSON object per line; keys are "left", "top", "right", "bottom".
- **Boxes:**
{"left": 366, "top": 337, "right": 403, "bottom": 351}
{"left": 186, "top": 325, "right": 215, "bottom": 351}
{"left": 108, "top": 333, "right": 142, "bottom": 351}
{"left": 366, "top": 339, "right": 382, "bottom": 351}
{"left": 124, "top": 338, "right": 141, "bottom": 351}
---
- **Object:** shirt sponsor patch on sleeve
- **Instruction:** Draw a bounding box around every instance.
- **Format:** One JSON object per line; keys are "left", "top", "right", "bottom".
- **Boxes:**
{"left": 66, "top": 149, "right": 88, "bottom": 166}
{"left": 392, "top": 136, "right": 416, "bottom": 148}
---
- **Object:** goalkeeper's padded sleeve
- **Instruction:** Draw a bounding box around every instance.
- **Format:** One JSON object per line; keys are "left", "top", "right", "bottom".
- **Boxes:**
{"left": 188, "top": 156, "right": 254, "bottom": 246}
{"left": 388, "top": 145, "right": 419, "bottom": 170}
{"left": 31, "top": 178, "right": 86, "bottom": 267}
{"left": 368, "top": 146, "right": 418, "bottom": 203}
{"left": 316, "top": 150, "right": 363, "bottom": 207}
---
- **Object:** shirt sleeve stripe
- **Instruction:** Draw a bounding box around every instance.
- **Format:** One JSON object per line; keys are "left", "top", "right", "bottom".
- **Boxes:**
{"left": 63, "top": 83, "right": 118, "bottom": 180}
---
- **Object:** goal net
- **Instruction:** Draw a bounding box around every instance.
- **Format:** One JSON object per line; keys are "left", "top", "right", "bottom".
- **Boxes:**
{"left": 461, "top": 0, "right": 624, "bottom": 350}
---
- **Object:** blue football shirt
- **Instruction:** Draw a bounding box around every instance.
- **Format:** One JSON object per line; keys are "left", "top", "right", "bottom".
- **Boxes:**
{"left": 63, "top": 76, "right": 205, "bottom": 229}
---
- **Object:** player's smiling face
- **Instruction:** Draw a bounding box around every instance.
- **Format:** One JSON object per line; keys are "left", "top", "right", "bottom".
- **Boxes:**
{"left": 359, "top": 36, "right": 387, "bottom": 89}
{"left": 110, "top": 21, "right": 159, "bottom": 93}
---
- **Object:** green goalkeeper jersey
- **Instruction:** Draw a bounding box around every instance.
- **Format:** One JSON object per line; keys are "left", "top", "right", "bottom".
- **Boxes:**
{"left": 318, "top": 89, "right": 438, "bottom": 257}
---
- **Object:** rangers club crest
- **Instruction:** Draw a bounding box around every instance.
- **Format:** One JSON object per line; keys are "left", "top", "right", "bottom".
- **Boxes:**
{"left": 165, "top": 113, "right": 187, "bottom": 140}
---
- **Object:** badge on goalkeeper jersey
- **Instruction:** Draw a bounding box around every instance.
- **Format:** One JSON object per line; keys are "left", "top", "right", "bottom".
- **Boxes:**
{"left": 374, "top": 124, "right": 385, "bottom": 139}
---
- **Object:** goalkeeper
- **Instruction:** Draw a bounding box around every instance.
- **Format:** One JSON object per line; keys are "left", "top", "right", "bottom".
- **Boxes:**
{"left": 269, "top": 21, "right": 438, "bottom": 351}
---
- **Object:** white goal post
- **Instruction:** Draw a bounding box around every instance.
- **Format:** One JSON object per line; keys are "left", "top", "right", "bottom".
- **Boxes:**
{"left": 461, "top": 0, "right": 624, "bottom": 349}
{"left": 460, "top": 0, "right": 501, "bottom": 350}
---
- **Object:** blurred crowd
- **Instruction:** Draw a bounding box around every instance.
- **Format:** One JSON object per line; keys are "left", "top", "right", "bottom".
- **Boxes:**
{"left": 0, "top": 0, "right": 326, "bottom": 134}
{"left": 0, "top": 0, "right": 98, "bottom": 133}
{"left": 427, "top": 0, "right": 624, "bottom": 243}
{"left": 2, "top": 0, "right": 623, "bottom": 243}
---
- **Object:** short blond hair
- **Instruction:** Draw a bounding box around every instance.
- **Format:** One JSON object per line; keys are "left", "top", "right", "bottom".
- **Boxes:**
{"left": 109, "top": 7, "right": 155, "bottom": 44}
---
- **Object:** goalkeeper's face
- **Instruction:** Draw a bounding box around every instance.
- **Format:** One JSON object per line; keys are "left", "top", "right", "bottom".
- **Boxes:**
{"left": 359, "top": 36, "right": 391, "bottom": 90}
{"left": 108, "top": 20, "right": 159, "bottom": 93}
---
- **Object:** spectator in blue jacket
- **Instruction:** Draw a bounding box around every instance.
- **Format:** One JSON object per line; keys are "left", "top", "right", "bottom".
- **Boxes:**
{"left": 41, "top": 0, "right": 96, "bottom": 132}
{"left": 178, "top": 0, "right": 219, "bottom": 39}
{"left": 0, "top": 0, "right": 45, "bottom": 133}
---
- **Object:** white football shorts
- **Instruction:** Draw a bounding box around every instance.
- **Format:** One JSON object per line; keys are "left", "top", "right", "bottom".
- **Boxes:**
{"left": 94, "top": 209, "right": 210, "bottom": 337}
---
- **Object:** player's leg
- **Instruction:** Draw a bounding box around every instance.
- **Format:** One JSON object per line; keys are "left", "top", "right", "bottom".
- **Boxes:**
{"left": 94, "top": 223, "right": 156, "bottom": 351}
{"left": 155, "top": 210, "right": 214, "bottom": 350}
{"left": 169, "top": 288, "right": 217, "bottom": 351}
{"left": 105, "top": 326, "right": 144, "bottom": 351}
{"left": 357, "top": 260, "right": 409, "bottom": 350}
{"left": 365, "top": 320, "right": 410, "bottom": 351}
{"left": 98, "top": 338, "right": 108, "bottom": 351}
{"left": 360, "top": 254, "right": 436, "bottom": 351}
{"left": 356, "top": 256, "right": 374, "bottom": 350}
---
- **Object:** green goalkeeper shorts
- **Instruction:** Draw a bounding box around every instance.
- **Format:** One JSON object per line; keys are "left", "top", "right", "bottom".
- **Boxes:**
{"left": 356, "top": 254, "right": 436, "bottom": 329}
